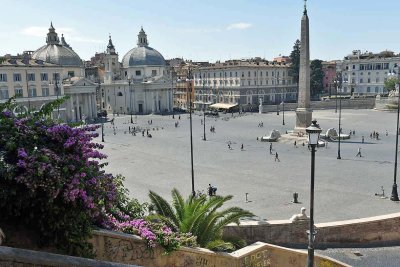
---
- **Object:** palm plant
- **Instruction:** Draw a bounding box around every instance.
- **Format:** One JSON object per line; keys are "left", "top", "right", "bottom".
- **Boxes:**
{"left": 148, "top": 188, "right": 254, "bottom": 251}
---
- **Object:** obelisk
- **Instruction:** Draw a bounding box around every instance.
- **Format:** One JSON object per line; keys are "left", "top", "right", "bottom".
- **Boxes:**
{"left": 294, "top": 0, "right": 312, "bottom": 134}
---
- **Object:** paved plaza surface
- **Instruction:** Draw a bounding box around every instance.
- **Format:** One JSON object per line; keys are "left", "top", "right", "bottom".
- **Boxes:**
{"left": 95, "top": 108, "right": 400, "bottom": 223}
{"left": 316, "top": 246, "right": 400, "bottom": 267}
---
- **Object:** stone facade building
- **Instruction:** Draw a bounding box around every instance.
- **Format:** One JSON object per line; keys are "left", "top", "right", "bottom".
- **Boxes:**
{"left": 192, "top": 58, "right": 297, "bottom": 111}
{"left": 339, "top": 50, "right": 400, "bottom": 96}
{"left": 0, "top": 23, "right": 97, "bottom": 122}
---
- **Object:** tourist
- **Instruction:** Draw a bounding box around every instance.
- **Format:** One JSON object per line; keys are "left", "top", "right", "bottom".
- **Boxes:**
{"left": 294, "top": 141, "right": 297, "bottom": 147}
{"left": 208, "top": 184, "right": 213, "bottom": 196}
{"left": 362, "top": 136, "right": 365, "bottom": 143}
{"left": 356, "top": 147, "right": 362, "bottom": 157}
{"left": 275, "top": 152, "right": 280, "bottom": 162}
{"left": 269, "top": 143, "right": 272, "bottom": 155}
{"left": 241, "top": 143, "right": 244, "bottom": 150}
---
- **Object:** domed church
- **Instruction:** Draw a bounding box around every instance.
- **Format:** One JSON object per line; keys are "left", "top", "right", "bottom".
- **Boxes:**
{"left": 101, "top": 27, "right": 173, "bottom": 114}
{"left": 30, "top": 23, "right": 97, "bottom": 122}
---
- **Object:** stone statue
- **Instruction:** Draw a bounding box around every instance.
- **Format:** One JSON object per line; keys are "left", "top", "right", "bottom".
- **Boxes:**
{"left": 290, "top": 207, "right": 309, "bottom": 222}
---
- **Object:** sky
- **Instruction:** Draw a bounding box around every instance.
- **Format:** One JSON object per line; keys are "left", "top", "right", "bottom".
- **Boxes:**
{"left": 1, "top": 0, "right": 400, "bottom": 63}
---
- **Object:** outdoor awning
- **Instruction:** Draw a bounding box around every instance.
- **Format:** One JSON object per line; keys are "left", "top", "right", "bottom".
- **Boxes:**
{"left": 209, "top": 103, "right": 238, "bottom": 109}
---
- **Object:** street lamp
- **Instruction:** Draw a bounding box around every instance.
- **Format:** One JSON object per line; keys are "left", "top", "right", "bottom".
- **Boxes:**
{"left": 281, "top": 101, "right": 285, "bottom": 125}
{"left": 388, "top": 71, "right": 400, "bottom": 201}
{"left": 187, "top": 71, "right": 195, "bottom": 197}
{"left": 333, "top": 78, "right": 342, "bottom": 159}
{"left": 305, "top": 120, "right": 322, "bottom": 267}
{"left": 276, "top": 104, "right": 279, "bottom": 115}
{"left": 203, "top": 109, "right": 206, "bottom": 141}
{"left": 129, "top": 78, "right": 133, "bottom": 123}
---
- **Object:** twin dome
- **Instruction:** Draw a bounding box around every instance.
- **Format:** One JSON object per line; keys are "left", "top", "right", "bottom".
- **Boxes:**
{"left": 32, "top": 23, "right": 83, "bottom": 67}
{"left": 121, "top": 27, "right": 166, "bottom": 68}
{"left": 32, "top": 23, "right": 165, "bottom": 69}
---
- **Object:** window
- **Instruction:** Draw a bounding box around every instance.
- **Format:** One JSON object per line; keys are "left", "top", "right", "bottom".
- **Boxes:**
{"left": 53, "top": 73, "right": 59, "bottom": 81}
{"left": 352, "top": 65, "right": 355, "bottom": 69}
{"left": 272, "top": 71, "right": 274, "bottom": 77}
{"left": 254, "top": 71, "right": 257, "bottom": 76}
{"left": 367, "top": 87, "right": 370, "bottom": 93}
{"left": 67, "top": 71, "right": 75, "bottom": 77}
{"left": 151, "top": 70, "right": 157, "bottom": 76}
{"left": 360, "top": 78, "right": 363, "bottom": 83}
{"left": 375, "top": 87, "right": 379, "bottom": 93}
{"left": 266, "top": 71, "right": 268, "bottom": 76}
{"left": 28, "top": 87, "right": 37, "bottom": 97}
{"left": 360, "top": 72, "right": 363, "bottom": 76}
{"left": 367, "top": 78, "right": 371, "bottom": 83}
{"left": 235, "top": 72, "right": 238, "bottom": 77}
{"left": 352, "top": 78, "right": 355, "bottom": 83}
{"left": 0, "top": 87, "right": 8, "bottom": 99}
{"left": 15, "top": 87, "right": 23, "bottom": 98}
{"left": 0, "top": 74, "right": 7, "bottom": 82}
{"left": 42, "top": 87, "right": 49, "bottom": 96}
{"left": 13, "top": 73, "right": 21, "bottom": 82}
{"left": 135, "top": 70, "right": 141, "bottom": 76}
{"left": 41, "top": 73, "right": 48, "bottom": 81}
{"left": 376, "top": 78, "right": 380, "bottom": 83}
{"left": 248, "top": 71, "right": 250, "bottom": 77}
{"left": 260, "top": 71, "right": 263, "bottom": 77}
{"left": 248, "top": 81, "right": 251, "bottom": 85}
{"left": 230, "top": 72, "right": 232, "bottom": 77}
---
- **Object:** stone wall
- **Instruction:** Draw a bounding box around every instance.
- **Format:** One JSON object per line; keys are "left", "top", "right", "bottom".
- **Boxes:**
{"left": 259, "top": 98, "right": 375, "bottom": 113}
{"left": 0, "top": 246, "right": 136, "bottom": 267}
{"left": 89, "top": 229, "right": 349, "bottom": 267}
{"left": 223, "top": 212, "right": 400, "bottom": 248}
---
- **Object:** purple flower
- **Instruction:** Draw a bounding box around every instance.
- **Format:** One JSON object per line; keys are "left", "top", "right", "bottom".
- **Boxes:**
{"left": 17, "top": 148, "right": 28, "bottom": 158}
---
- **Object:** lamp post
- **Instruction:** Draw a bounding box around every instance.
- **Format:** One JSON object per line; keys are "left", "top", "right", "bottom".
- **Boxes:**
{"left": 333, "top": 78, "right": 341, "bottom": 159}
{"left": 388, "top": 71, "right": 400, "bottom": 201}
{"left": 281, "top": 101, "right": 285, "bottom": 125}
{"left": 305, "top": 120, "right": 322, "bottom": 267}
{"left": 188, "top": 73, "right": 195, "bottom": 197}
{"left": 203, "top": 110, "right": 206, "bottom": 141}
{"left": 129, "top": 78, "right": 133, "bottom": 123}
{"left": 276, "top": 104, "right": 279, "bottom": 115}
{"left": 183, "top": 69, "right": 196, "bottom": 197}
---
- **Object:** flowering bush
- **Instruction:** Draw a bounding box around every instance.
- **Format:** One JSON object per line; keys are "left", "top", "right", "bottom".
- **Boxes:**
{"left": 0, "top": 98, "right": 195, "bottom": 256}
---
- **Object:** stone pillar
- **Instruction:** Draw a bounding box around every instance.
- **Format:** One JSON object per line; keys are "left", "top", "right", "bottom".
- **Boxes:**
{"left": 70, "top": 94, "right": 74, "bottom": 122}
{"left": 76, "top": 94, "right": 81, "bottom": 121}
{"left": 88, "top": 94, "right": 93, "bottom": 119}
{"left": 156, "top": 92, "right": 159, "bottom": 112}
{"left": 294, "top": 6, "right": 312, "bottom": 134}
{"left": 151, "top": 91, "right": 155, "bottom": 113}
{"left": 166, "top": 89, "right": 170, "bottom": 112}
{"left": 93, "top": 93, "right": 97, "bottom": 116}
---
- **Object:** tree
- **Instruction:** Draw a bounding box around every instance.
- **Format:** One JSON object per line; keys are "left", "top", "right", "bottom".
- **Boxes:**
{"left": 148, "top": 188, "right": 254, "bottom": 251}
{"left": 384, "top": 77, "right": 400, "bottom": 92}
{"left": 289, "top": 39, "right": 301, "bottom": 84}
{"left": 310, "top": 59, "right": 324, "bottom": 99}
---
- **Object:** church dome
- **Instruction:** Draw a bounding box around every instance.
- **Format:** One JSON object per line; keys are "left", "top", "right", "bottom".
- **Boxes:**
{"left": 32, "top": 23, "right": 83, "bottom": 67}
{"left": 122, "top": 27, "right": 165, "bottom": 68}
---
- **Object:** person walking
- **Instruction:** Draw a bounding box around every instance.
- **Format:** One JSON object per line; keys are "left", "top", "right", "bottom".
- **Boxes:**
{"left": 241, "top": 143, "right": 244, "bottom": 150}
{"left": 356, "top": 147, "right": 362, "bottom": 157}
{"left": 269, "top": 143, "right": 272, "bottom": 155}
{"left": 362, "top": 136, "right": 365, "bottom": 143}
{"left": 208, "top": 184, "right": 213, "bottom": 197}
{"left": 275, "top": 152, "right": 280, "bottom": 162}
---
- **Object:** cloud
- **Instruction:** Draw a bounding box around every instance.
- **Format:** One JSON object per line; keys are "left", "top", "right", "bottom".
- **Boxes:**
{"left": 20, "top": 26, "right": 102, "bottom": 44}
{"left": 227, "top": 23, "right": 252, "bottom": 30}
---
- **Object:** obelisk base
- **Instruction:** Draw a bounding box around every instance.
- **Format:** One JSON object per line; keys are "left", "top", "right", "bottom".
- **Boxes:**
{"left": 293, "top": 108, "right": 312, "bottom": 135}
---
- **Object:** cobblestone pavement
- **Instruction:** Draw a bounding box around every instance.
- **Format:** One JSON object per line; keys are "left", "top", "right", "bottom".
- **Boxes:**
{"left": 96, "top": 109, "right": 400, "bottom": 223}
{"left": 316, "top": 246, "right": 400, "bottom": 267}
